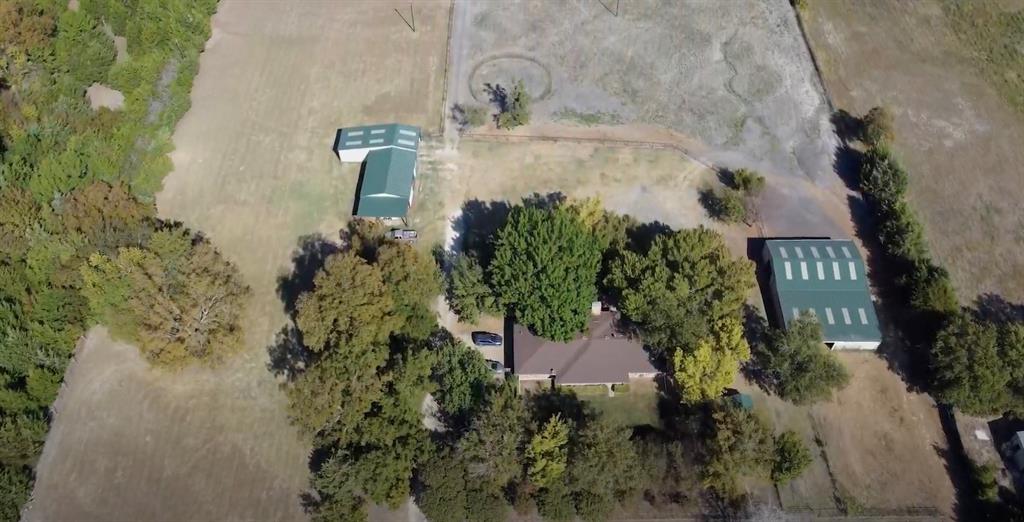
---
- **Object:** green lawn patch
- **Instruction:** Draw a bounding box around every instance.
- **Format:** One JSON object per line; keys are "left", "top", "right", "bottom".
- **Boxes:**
{"left": 943, "top": 2, "right": 1024, "bottom": 114}
{"left": 579, "top": 381, "right": 661, "bottom": 428}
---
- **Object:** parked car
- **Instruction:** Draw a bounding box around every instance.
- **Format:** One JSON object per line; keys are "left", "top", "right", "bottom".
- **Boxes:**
{"left": 388, "top": 228, "right": 418, "bottom": 241}
{"left": 472, "top": 331, "right": 503, "bottom": 346}
{"left": 486, "top": 359, "right": 506, "bottom": 376}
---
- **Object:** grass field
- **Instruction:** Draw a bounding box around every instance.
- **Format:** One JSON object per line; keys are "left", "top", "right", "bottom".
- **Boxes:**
{"left": 803, "top": 0, "right": 1024, "bottom": 303}
{"left": 28, "top": 2, "right": 451, "bottom": 520}
{"left": 579, "top": 379, "right": 662, "bottom": 428}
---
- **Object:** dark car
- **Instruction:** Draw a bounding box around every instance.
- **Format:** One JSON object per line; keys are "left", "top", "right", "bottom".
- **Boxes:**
{"left": 486, "top": 359, "right": 506, "bottom": 375}
{"left": 471, "top": 331, "right": 503, "bottom": 346}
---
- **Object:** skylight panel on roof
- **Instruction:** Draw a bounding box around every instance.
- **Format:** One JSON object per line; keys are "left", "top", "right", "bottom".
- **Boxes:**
{"left": 825, "top": 308, "right": 835, "bottom": 324}
{"left": 370, "top": 129, "right": 386, "bottom": 135}
{"left": 842, "top": 246, "right": 852, "bottom": 258}
{"left": 849, "top": 262, "right": 857, "bottom": 280}
{"left": 795, "top": 247, "right": 804, "bottom": 259}
{"left": 792, "top": 308, "right": 800, "bottom": 319}
{"left": 344, "top": 140, "right": 362, "bottom": 146}
{"left": 347, "top": 130, "right": 364, "bottom": 137}
{"left": 784, "top": 261, "right": 792, "bottom": 280}
{"left": 809, "top": 308, "right": 817, "bottom": 317}
{"left": 816, "top": 262, "right": 824, "bottom": 280}
{"left": 779, "top": 247, "right": 788, "bottom": 259}
{"left": 858, "top": 308, "right": 869, "bottom": 325}
{"left": 842, "top": 308, "right": 852, "bottom": 325}
{"left": 396, "top": 139, "right": 416, "bottom": 147}
{"left": 369, "top": 138, "right": 384, "bottom": 144}
{"left": 398, "top": 129, "right": 417, "bottom": 137}
{"left": 811, "top": 246, "right": 820, "bottom": 258}
{"left": 832, "top": 261, "right": 841, "bottom": 280}
{"left": 800, "top": 261, "right": 808, "bottom": 280}
{"left": 826, "top": 246, "right": 836, "bottom": 258}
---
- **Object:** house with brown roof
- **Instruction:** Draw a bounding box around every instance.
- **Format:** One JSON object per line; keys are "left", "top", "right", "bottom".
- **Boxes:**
{"left": 512, "top": 312, "right": 658, "bottom": 387}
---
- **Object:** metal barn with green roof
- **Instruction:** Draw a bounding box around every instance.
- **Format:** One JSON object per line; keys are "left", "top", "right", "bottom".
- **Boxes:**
{"left": 762, "top": 239, "right": 882, "bottom": 350}
{"left": 333, "top": 123, "right": 420, "bottom": 219}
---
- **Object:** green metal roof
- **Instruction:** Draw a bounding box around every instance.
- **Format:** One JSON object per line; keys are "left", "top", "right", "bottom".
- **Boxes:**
{"left": 335, "top": 123, "right": 420, "bottom": 151}
{"left": 764, "top": 239, "right": 881, "bottom": 343}
{"left": 355, "top": 148, "right": 415, "bottom": 218}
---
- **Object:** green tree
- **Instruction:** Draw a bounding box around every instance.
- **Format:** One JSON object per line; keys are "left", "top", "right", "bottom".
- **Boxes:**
{"left": 53, "top": 9, "right": 116, "bottom": 86}
{"left": 459, "top": 382, "right": 527, "bottom": 487}
{"left": 771, "top": 431, "right": 812, "bottom": 484}
{"left": 703, "top": 404, "right": 774, "bottom": 498}
{"left": 535, "top": 481, "right": 575, "bottom": 522}
{"left": 448, "top": 254, "right": 498, "bottom": 323}
{"left": 931, "top": 314, "right": 1010, "bottom": 415}
{"left": 417, "top": 449, "right": 468, "bottom": 522}
{"left": 496, "top": 80, "right": 531, "bottom": 130}
{"left": 730, "top": 169, "right": 766, "bottom": 195}
{"left": 61, "top": 182, "right": 154, "bottom": 255}
{"left": 490, "top": 206, "right": 601, "bottom": 342}
{"left": 859, "top": 145, "right": 908, "bottom": 208}
{"left": 0, "top": 465, "right": 31, "bottom": 522}
{"left": 606, "top": 227, "right": 754, "bottom": 353}
{"left": 674, "top": 318, "right": 750, "bottom": 404}
{"left": 79, "top": 228, "right": 249, "bottom": 368}
{"left": 862, "top": 106, "right": 895, "bottom": 147}
{"left": 432, "top": 338, "right": 492, "bottom": 427}
{"left": 705, "top": 188, "right": 747, "bottom": 224}
{"left": 310, "top": 454, "right": 368, "bottom": 522}
{"left": 527, "top": 414, "right": 571, "bottom": 488}
{"left": 568, "top": 418, "right": 641, "bottom": 521}
{"left": 376, "top": 243, "right": 442, "bottom": 339}
{"left": 753, "top": 314, "right": 849, "bottom": 405}
{"left": 295, "top": 252, "right": 396, "bottom": 353}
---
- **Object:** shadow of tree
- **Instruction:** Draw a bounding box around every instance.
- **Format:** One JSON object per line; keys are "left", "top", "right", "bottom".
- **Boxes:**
{"left": 526, "top": 386, "right": 592, "bottom": 429}
{"left": 276, "top": 233, "right": 340, "bottom": 317}
{"left": 739, "top": 305, "right": 774, "bottom": 395}
{"left": 449, "top": 198, "right": 512, "bottom": 267}
{"left": 484, "top": 82, "right": 508, "bottom": 114}
{"left": 974, "top": 293, "right": 1024, "bottom": 324}
{"left": 267, "top": 323, "right": 311, "bottom": 382}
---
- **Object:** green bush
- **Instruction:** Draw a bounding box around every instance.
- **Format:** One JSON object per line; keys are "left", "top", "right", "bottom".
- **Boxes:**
{"left": 496, "top": 80, "right": 531, "bottom": 130}
{"left": 861, "top": 106, "right": 895, "bottom": 147}
{"left": 771, "top": 431, "right": 812, "bottom": 484}
{"left": 859, "top": 145, "right": 908, "bottom": 208}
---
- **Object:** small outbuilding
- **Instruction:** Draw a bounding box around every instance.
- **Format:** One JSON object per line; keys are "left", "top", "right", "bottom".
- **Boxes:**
{"left": 334, "top": 123, "right": 420, "bottom": 219}
{"left": 762, "top": 238, "right": 882, "bottom": 350}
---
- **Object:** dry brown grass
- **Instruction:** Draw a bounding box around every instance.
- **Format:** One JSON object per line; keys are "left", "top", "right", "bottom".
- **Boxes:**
{"left": 803, "top": 0, "right": 1024, "bottom": 303}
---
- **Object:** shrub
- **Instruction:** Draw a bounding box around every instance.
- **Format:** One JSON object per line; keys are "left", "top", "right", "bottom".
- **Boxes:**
{"left": 771, "top": 431, "right": 813, "bottom": 484}
{"left": 862, "top": 106, "right": 895, "bottom": 147}
{"left": 702, "top": 188, "right": 746, "bottom": 224}
{"left": 496, "top": 80, "right": 531, "bottom": 130}
{"left": 752, "top": 314, "right": 850, "bottom": 405}
{"left": 730, "top": 168, "right": 766, "bottom": 195}
{"left": 859, "top": 145, "right": 908, "bottom": 207}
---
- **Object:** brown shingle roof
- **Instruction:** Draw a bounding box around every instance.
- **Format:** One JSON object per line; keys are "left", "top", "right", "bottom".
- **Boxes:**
{"left": 512, "top": 313, "right": 657, "bottom": 385}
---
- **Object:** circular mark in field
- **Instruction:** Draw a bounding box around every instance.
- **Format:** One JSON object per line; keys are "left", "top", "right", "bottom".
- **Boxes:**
{"left": 469, "top": 53, "right": 553, "bottom": 103}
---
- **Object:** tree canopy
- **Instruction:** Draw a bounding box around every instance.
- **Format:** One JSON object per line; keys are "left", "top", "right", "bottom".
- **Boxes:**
{"left": 490, "top": 205, "right": 602, "bottom": 341}
{"left": 79, "top": 228, "right": 249, "bottom": 368}
{"left": 606, "top": 227, "right": 754, "bottom": 353}
{"left": 930, "top": 313, "right": 1016, "bottom": 416}
{"left": 673, "top": 318, "right": 750, "bottom": 404}
{"left": 751, "top": 313, "right": 849, "bottom": 405}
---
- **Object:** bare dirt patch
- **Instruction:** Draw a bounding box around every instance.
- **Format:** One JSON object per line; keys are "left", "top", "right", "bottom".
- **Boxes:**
{"left": 802, "top": 0, "right": 1024, "bottom": 302}
{"left": 449, "top": 0, "right": 837, "bottom": 184}
{"left": 85, "top": 82, "right": 124, "bottom": 111}
{"left": 29, "top": 1, "right": 451, "bottom": 520}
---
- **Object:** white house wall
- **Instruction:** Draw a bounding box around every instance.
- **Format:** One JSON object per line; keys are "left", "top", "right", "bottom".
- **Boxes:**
{"left": 829, "top": 340, "right": 880, "bottom": 351}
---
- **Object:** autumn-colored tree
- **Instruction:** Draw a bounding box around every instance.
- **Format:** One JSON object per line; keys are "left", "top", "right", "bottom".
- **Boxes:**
{"left": 673, "top": 318, "right": 750, "bottom": 404}
{"left": 61, "top": 181, "right": 154, "bottom": 254}
{"left": 79, "top": 228, "right": 249, "bottom": 368}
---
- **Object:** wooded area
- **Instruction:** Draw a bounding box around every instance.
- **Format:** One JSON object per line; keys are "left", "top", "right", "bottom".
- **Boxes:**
{"left": 0, "top": 1, "right": 235, "bottom": 518}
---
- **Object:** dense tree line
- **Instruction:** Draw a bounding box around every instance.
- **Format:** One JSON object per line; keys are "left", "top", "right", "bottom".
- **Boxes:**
{"left": 851, "top": 107, "right": 1024, "bottom": 416}
{"left": 0, "top": 0, "right": 225, "bottom": 518}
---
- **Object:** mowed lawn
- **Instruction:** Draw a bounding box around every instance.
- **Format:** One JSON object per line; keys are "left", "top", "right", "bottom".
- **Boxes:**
{"left": 576, "top": 379, "right": 662, "bottom": 429}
